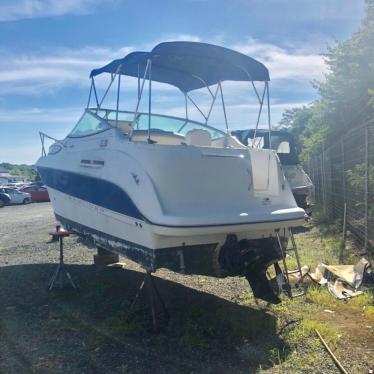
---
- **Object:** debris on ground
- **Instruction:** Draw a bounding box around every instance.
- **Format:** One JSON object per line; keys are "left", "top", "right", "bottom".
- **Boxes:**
{"left": 287, "top": 265, "right": 310, "bottom": 285}
{"left": 315, "top": 328, "right": 349, "bottom": 374}
{"left": 305, "top": 258, "right": 373, "bottom": 300}
{"left": 327, "top": 279, "right": 363, "bottom": 300}
{"left": 324, "top": 258, "right": 371, "bottom": 288}
{"left": 323, "top": 309, "right": 335, "bottom": 314}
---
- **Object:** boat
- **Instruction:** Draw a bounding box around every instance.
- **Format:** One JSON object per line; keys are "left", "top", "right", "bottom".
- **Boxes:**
{"left": 232, "top": 129, "right": 314, "bottom": 212}
{"left": 36, "top": 42, "right": 306, "bottom": 303}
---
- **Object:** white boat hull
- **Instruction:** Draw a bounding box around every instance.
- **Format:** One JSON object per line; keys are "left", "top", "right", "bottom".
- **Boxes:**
{"left": 37, "top": 127, "right": 305, "bottom": 303}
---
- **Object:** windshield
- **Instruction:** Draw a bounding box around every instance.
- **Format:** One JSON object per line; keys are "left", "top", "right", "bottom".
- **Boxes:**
{"left": 134, "top": 113, "right": 225, "bottom": 139}
{"left": 92, "top": 109, "right": 226, "bottom": 139}
{"left": 68, "top": 111, "right": 111, "bottom": 138}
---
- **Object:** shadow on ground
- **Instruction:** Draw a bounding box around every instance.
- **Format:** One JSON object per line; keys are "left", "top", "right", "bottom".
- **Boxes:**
{"left": 0, "top": 264, "right": 289, "bottom": 373}
{"left": 291, "top": 225, "right": 311, "bottom": 234}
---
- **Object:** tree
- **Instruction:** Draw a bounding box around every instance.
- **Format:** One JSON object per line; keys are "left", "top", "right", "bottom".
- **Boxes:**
{"left": 281, "top": 0, "right": 374, "bottom": 161}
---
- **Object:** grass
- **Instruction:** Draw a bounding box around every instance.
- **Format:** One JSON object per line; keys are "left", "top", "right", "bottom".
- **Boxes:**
{"left": 364, "top": 305, "right": 374, "bottom": 318}
{"left": 261, "top": 210, "right": 374, "bottom": 372}
{"left": 307, "top": 286, "right": 374, "bottom": 312}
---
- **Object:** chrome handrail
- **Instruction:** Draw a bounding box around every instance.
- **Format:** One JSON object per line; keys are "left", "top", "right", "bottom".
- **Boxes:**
{"left": 39, "top": 131, "right": 66, "bottom": 157}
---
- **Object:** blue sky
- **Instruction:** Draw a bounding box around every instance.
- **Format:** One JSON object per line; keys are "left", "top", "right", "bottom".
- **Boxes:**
{"left": 0, "top": 0, "right": 365, "bottom": 164}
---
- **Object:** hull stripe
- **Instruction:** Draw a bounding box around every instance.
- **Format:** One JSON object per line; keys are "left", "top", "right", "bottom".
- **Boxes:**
{"left": 38, "top": 166, "right": 145, "bottom": 220}
{"left": 38, "top": 167, "right": 304, "bottom": 229}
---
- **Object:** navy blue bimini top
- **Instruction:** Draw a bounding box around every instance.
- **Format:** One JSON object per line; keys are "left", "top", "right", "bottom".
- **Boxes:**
{"left": 90, "top": 41, "right": 270, "bottom": 92}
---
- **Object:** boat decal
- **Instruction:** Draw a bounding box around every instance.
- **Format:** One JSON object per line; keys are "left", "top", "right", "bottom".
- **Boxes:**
{"left": 38, "top": 166, "right": 145, "bottom": 220}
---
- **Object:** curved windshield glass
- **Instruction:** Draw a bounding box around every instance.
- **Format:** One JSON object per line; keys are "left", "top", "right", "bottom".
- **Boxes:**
{"left": 69, "top": 111, "right": 111, "bottom": 137}
{"left": 87, "top": 108, "right": 227, "bottom": 139}
{"left": 135, "top": 113, "right": 225, "bottom": 139}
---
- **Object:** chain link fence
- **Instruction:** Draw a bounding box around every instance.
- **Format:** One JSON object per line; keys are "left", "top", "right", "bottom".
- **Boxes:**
{"left": 305, "top": 120, "right": 374, "bottom": 255}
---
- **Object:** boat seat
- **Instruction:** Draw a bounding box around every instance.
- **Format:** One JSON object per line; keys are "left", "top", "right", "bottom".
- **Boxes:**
{"left": 185, "top": 129, "right": 212, "bottom": 147}
{"left": 131, "top": 129, "right": 185, "bottom": 145}
{"left": 108, "top": 120, "right": 133, "bottom": 134}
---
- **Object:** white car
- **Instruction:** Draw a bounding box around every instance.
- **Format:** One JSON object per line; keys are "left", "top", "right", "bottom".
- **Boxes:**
{"left": 0, "top": 187, "right": 32, "bottom": 204}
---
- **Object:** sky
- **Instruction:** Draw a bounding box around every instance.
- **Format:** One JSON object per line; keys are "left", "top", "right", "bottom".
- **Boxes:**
{"left": 0, "top": 0, "right": 366, "bottom": 164}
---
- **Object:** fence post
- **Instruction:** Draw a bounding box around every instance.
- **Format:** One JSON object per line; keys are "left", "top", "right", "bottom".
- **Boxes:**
{"left": 339, "top": 139, "right": 347, "bottom": 262}
{"left": 321, "top": 146, "right": 326, "bottom": 215}
{"left": 341, "top": 141, "right": 346, "bottom": 199}
{"left": 341, "top": 139, "right": 346, "bottom": 218}
{"left": 364, "top": 124, "right": 369, "bottom": 252}
{"left": 340, "top": 202, "right": 347, "bottom": 263}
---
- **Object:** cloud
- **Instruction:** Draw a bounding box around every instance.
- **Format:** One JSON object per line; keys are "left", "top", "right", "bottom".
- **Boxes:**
{"left": 0, "top": 0, "right": 113, "bottom": 22}
{"left": 238, "top": 0, "right": 365, "bottom": 22}
{"left": 148, "top": 33, "right": 202, "bottom": 46}
{"left": 0, "top": 46, "right": 134, "bottom": 96}
{"left": 0, "top": 143, "right": 41, "bottom": 164}
{"left": 0, "top": 106, "right": 82, "bottom": 125}
{"left": 0, "top": 106, "right": 82, "bottom": 163}
{"left": 231, "top": 38, "right": 326, "bottom": 82}
{"left": 0, "top": 35, "right": 326, "bottom": 99}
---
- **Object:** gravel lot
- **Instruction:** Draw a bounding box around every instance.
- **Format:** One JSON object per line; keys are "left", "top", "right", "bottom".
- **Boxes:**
{"left": 0, "top": 203, "right": 95, "bottom": 267}
{"left": 0, "top": 203, "right": 372, "bottom": 373}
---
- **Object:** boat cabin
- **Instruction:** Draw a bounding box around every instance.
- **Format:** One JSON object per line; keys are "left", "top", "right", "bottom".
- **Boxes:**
{"left": 69, "top": 42, "right": 272, "bottom": 149}
{"left": 232, "top": 129, "right": 299, "bottom": 165}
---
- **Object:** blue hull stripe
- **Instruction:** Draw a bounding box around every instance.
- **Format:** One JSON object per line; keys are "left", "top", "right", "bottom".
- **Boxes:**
{"left": 38, "top": 167, "right": 304, "bottom": 229}
{"left": 37, "top": 166, "right": 145, "bottom": 220}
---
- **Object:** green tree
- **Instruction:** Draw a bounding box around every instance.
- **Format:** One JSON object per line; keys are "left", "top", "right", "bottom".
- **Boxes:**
{"left": 281, "top": 0, "right": 374, "bottom": 160}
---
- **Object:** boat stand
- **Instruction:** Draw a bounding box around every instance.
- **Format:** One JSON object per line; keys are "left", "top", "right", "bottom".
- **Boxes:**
{"left": 48, "top": 226, "right": 77, "bottom": 291}
{"left": 274, "top": 228, "right": 305, "bottom": 298}
{"left": 126, "top": 269, "right": 169, "bottom": 333}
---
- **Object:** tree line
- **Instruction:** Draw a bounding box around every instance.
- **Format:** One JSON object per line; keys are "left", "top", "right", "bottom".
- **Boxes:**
{"left": 0, "top": 163, "right": 39, "bottom": 181}
{"left": 280, "top": 0, "right": 374, "bottom": 162}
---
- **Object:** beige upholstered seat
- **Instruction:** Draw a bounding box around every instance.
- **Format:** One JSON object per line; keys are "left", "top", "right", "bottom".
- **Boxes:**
{"left": 108, "top": 120, "right": 133, "bottom": 134}
{"left": 131, "top": 129, "right": 185, "bottom": 145}
{"left": 185, "top": 129, "right": 212, "bottom": 147}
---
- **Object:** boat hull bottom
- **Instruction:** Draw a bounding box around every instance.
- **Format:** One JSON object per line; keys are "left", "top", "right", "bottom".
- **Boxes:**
{"left": 56, "top": 213, "right": 284, "bottom": 280}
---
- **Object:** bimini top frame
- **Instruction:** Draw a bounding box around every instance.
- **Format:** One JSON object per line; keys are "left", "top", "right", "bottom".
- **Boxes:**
{"left": 87, "top": 41, "right": 272, "bottom": 145}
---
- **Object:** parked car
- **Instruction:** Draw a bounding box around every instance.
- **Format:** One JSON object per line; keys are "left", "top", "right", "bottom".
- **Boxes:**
{"left": 29, "top": 181, "right": 44, "bottom": 187}
{"left": 0, "top": 188, "right": 32, "bottom": 204}
{"left": 0, "top": 192, "right": 10, "bottom": 208}
{"left": 20, "top": 185, "right": 50, "bottom": 202}
{"left": 5, "top": 182, "right": 28, "bottom": 188}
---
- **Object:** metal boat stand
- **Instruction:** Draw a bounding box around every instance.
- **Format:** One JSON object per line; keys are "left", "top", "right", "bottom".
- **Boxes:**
{"left": 274, "top": 228, "right": 305, "bottom": 298}
{"left": 48, "top": 226, "right": 77, "bottom": 291}
{"left": 126, "top": 269, "right": 169, "bottom": 333}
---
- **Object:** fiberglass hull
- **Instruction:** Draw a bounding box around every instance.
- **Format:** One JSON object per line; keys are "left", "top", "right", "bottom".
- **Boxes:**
{"left": 37, "top": 128, "right": 305, "bottom": 276}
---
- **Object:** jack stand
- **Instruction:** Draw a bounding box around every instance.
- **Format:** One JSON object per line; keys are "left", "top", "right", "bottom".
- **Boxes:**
{"left": 48, "top": 226, "right": 77, "bottom": 291}
{"left": 126, "top": 269, "right": 169, "bottom": 333}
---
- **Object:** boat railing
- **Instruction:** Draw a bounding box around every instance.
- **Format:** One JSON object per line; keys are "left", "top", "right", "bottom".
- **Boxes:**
{"left": 39, "top": 131, "right": 66, "bottom": 157}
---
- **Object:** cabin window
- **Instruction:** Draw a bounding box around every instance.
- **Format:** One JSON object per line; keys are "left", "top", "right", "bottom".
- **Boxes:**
{"left": 68, "top": 112, "right": 111, "bottom": 138}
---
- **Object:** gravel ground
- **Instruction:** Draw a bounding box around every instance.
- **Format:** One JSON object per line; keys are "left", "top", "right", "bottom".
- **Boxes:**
{"left": 0, "top": 203, "right": 95, "bottom": 267}
{"left": 0, "top": 203, "right": 372, "bottom": 373}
